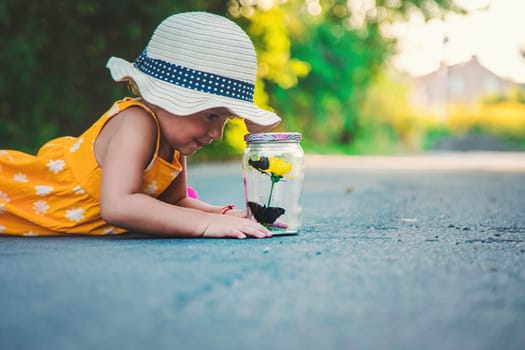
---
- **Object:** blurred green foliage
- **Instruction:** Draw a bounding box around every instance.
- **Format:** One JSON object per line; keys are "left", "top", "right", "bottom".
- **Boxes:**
{"left": 1, "top": 0, "right": 459, "bottom": 156}
{"left": 0, "top": 0, "right": 226, "bottom": 152}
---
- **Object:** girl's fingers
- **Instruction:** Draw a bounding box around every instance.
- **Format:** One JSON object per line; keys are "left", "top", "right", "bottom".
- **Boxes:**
{"left": 203, "top": 216, "right": 272, "bottom": 239}
{"left": 245, "top": 223, "right": 272, "bottom": 238}
{"left": 268, "top": 221, "right": 288, "bottom": 229}
{"left": 232, "top": 231, "right": 247, "bottom": 239}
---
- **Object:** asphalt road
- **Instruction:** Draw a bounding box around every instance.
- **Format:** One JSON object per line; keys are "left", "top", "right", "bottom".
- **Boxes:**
{"left": 1, "top": 154, "right": 524, "bottom": 350}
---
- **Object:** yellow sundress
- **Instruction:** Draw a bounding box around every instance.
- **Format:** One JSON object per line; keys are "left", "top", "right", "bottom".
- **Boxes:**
{"left": 0, "top": 98, "right": 183, "bottom": 236}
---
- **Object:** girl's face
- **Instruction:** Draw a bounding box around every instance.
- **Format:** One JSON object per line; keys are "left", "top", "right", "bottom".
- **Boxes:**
{"left": 156, "top": 106, "right": 231, "bottom": 156}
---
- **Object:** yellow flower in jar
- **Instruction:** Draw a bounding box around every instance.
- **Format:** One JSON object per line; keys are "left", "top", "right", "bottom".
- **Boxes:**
{"left": 267, "top": 157, "right": 292, "bottom": 178}
{"left": 249, "top": 156, "right": 292, "bottom": 181}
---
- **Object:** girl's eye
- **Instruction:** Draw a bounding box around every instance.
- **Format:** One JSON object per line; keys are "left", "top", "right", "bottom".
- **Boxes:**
{"left": 207, "top": 113, "right": 219, "bottom": 120}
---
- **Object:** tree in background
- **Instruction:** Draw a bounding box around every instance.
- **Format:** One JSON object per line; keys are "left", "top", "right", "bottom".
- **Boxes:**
{"left": 0, "top": 0, "right": 226, "bottom": 152}
{"left": 229, "top": 0, "right": 459, "bottom": 151}
{"left": 0, "top": 0, "right": 460, "bottom": 156}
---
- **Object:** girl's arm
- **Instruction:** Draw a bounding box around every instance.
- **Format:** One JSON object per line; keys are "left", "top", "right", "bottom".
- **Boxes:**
{"left": 158, "top": 156, "right": 246, "bottom": 217}
{"left": 97, "top": 108, "right": 269, "bottom": 238}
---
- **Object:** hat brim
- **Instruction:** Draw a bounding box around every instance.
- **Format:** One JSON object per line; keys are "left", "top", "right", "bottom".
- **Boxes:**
{"left": 107, "top": 57, "right": 281, "bottom": 133}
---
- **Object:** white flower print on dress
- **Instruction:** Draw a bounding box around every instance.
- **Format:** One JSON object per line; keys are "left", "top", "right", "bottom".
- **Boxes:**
{"left": 0, "top": 225, "right": 5, "bottom": 233}
{"left": 103, "top": 227, "right": 118, "bottom": 235}
{"left": 0, "top": 191, "right": 10, "bottom": 202}
{"left": 144, "top": 180, "right": 158, "bottom": 195}
{"left": 69, "top": 137, "right": 84, "bottom": 153}
{"left": 66, "top": 208, "right": 85, "bottom": 222}
{"left": 23, "top": 231, "right": 39, "bottom": 236}
{"left": 33, "top": 200, "right": 49, "bottom": 215}
{"left": 47, "top": 159, "right": 65, "bottom": 174}
{"left": 13, "top": 173, "right": 28, "bottom": 183}
{"left": 35, "top": 185, "right": 54, "bottom": 196}
{"left": 107, "top": 103, "right": 120, "bottom": 116}
{"left": 0, "top": 203, "right": 5, "bottom": 214}
{"left": 72, "top": 185, "right": 85, "bottom": 195}
{"left": 0, "top": 150, "right": 13, "bottom": 161}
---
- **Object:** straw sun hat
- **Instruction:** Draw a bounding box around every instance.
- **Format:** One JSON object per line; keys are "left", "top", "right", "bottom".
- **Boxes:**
{"left": 106, "top": 11, "right": 281, "bottom": 132}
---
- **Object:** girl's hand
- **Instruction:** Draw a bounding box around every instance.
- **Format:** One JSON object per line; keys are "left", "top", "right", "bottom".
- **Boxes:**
{"left": 224, "top": 208, "right": 247, "bottom": 218}
{"left": 225, "top": 208, "right": 288, "bottom": 230}
{"left": 202, "top": 214, "right": 272, "bottom": 239}
{"left": 269, "top": 220, "right": 288, "bottom": 229}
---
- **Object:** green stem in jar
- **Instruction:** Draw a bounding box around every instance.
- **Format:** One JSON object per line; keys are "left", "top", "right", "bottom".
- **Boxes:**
{"left": 267, "top": 179, "right": 275, "bottom": 207}
{"left": 267, "top": 174, "right": 282, "bottom": 207}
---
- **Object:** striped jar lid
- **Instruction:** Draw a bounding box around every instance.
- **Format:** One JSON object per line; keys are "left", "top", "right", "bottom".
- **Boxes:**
{"left": 245, "top": 132, "right": 302, "bottom": 144}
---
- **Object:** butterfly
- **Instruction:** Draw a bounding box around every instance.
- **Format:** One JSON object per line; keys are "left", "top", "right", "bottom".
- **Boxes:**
{"left": 247, "top": 201, "right": 285, "bottom": 224}
{"left": 248, "top": 157, "right": 269, "bottom": 173}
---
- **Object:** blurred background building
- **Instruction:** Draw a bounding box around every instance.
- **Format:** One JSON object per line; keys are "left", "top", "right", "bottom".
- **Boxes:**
{"left": 410, "top": 55, "right": 522, "bottom": 118}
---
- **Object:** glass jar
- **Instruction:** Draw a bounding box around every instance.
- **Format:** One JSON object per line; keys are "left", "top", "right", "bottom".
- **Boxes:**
{"left": 242, "top": 132, "right": 304, "bottom": 234}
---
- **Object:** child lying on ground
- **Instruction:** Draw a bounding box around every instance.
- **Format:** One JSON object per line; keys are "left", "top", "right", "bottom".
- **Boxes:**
{"left": 0, "top": 12, "right": 281, "bottom": 239}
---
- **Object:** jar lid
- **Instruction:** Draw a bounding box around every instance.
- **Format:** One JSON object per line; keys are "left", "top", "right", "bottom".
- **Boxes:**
{"left": 244, "top": 132, "right": 302, "bottom": 144}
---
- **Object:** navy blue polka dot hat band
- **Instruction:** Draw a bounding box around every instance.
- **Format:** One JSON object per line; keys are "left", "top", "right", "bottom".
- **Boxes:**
{"left": 106, "top": 12, "right": 281, "bottom": 132}
{"left": 133, "top": 50, "right": 255, "bottom": 102}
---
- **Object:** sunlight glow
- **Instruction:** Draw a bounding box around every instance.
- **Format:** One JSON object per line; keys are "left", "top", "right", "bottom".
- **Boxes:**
{"left": 306, "top": 0, "right": 322, "bottom": 16}
{"left": 391, "top": 0, "right": 525, "bottom": 82}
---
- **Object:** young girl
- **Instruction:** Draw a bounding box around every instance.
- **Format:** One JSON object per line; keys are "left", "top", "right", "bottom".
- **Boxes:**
{"left": 0, "top": 12, "right": 282, "bottom": 239}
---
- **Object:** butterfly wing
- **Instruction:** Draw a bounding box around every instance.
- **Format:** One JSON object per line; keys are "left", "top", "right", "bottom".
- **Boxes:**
{"left": 248, "top": 201, "right": 285, "bottom": 224}
{"left": 248, "top": 157, "right": 269, "bottom": 172}
{"left": 248, "top": 201, "right": 265, "bottom": 223}
{"left": 266, "top": 206, "right": 285, "bottom": 223}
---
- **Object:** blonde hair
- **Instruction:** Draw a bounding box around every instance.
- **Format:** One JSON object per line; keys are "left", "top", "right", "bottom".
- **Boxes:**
{"left": 127, "top": 79, "right": 141, "bottom": 97}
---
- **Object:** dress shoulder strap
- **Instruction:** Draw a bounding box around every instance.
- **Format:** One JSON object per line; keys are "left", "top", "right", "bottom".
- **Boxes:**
{"left": 105, "top": 98, "right": 162, "bottom": 159}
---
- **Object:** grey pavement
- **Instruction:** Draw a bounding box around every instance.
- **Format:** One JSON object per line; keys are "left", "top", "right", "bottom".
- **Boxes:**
{"left": 1, "top": 153, "right": 525, "bottom": 350}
